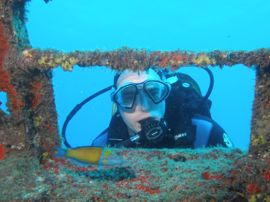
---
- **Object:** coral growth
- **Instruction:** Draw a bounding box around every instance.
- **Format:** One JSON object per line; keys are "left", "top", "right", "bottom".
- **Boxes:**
{"left": 192, "top": 53, "right": 216, "bottom": 66}
{"left": 37, "top": 52, "right": 78, "bottom": 71}
{"left": 30, "top": 80, "right": 43, "bottom": 109}
{"left": 0, "top": 147, "right": 269, "bottom": 201}
{"left": 0, "top": 22, "right": 9, "bottom": 68}
{"left": 0, "top": 21, "right": 24, "bottom": 113}
{"left": 19, "top": 48, "right": 270, "bottom": 72}
{"left": 0, "top": 143, "right": 6, "bottom": 160}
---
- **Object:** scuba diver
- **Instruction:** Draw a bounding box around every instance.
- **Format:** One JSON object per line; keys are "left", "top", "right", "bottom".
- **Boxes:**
{"left": 91, "top": 67, "right": 234, "bottom": 148}
{"left": 62, "top": 67, "right": 234, "bottom": 149}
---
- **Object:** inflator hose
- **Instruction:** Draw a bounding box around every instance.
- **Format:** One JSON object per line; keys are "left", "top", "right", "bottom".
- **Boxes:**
{"left": 200, "top": 67, "right": 214, "bottom": 107}
{"left": 61, "top": 85, "right": 114, "bottom": 148}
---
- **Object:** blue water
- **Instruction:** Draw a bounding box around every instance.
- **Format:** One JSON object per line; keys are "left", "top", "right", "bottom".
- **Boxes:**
{"left": 3, "top": 0, "right": 269, "bottom": 150}
{"left": 0, "top": 92, "right": 9, "bottom": 114}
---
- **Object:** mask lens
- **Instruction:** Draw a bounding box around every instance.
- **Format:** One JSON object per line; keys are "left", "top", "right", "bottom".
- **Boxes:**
{"left": 115, "top": 85, "right": 137, "bottom": 108}
{"left": 144, "top": 81, "right": 169, "bottom": 103}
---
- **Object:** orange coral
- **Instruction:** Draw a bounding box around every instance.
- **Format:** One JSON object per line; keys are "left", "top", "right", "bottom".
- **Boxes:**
{"left": 202, "top": 171, "right": 223, "bottom": 180}
{"left": 30, "top": 80, "right": 43, "bottom": 109}
{"left": 0, "top": 21, "right": 24, "bottom": 112}
{"left": 159, "top": 56, "right": 170, "bottom": 67}
{"left": 169, "top": 53, "right": 184, "bottom": 69}
{"left": 246, "top": 183, "right": 261, "bottom": 194}
{"left": 135, "top": 184, "right": 160, "bottom": 195}
{"left": 0, "top": 144, "right": 6, "bottom": 160}
{"left": 262, "top": 170, "right": 270, "bottom": 181}
{"left": 0, "top": 23, "right": 9, "bottom": 66}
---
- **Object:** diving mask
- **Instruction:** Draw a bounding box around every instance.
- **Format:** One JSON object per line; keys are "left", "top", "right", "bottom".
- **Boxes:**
{"left": 111, "top": 80, "right": 171, "bottom": 109}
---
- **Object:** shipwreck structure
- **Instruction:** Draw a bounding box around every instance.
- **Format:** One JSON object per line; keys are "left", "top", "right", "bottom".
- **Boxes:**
{"left": 1, "top": 0, "right": 269, "bottom": 157}
{"left": 0, "top": 0, "right": 270, "bottom": 201}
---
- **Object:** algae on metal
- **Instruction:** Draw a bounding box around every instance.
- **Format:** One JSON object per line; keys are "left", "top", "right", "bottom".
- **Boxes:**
{"left": 0, "top": 147, "right": 269, "bottom": 201}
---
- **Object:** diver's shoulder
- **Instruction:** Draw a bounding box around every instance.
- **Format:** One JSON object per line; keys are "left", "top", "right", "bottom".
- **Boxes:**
{"left": 192, "top": 114, "right": 213, "bottom": 122}
{"left": 191, "top": 114, "right": 223, "bottom": 130}
{"left": 191, "top": 114, "right": 233, "bottom": 148}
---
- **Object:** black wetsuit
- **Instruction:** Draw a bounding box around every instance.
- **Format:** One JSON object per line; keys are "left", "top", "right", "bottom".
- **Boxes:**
{"left": 106, "top": 72, "right": 234, "bottom": 149}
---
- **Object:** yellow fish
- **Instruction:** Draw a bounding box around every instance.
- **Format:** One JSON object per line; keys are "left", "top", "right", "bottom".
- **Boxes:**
{"left": 54, "top": 146, "right": 123, "bottom": 167}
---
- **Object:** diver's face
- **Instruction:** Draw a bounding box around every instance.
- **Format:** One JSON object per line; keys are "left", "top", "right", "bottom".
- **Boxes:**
{"left": 116, "top": 69, "right": 166, "bottom": 135}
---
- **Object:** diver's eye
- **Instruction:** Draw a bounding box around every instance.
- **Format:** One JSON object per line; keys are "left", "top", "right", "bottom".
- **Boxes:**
{"left": 145, "top": 81, "right": 169, "bottom": 103}
{"left": 114, "top": 85, "right": 137, "bottom": 108}
{"left": 122, "top": 91, "right": 135, "bottom": 98}
{"left": 121, "top": 88, "right": 136, "bottom": 100}
{"left": 121, "top": 92, "right": 135, "bottom": 102}
{"left": 148, "top": 88, "right": 161, "bottom": 97}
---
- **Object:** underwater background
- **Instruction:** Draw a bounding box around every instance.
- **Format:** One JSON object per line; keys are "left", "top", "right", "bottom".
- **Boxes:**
{"left": 1, "top": 1, "right": 270, "bottom": 201}
{"left": 25, "top": 0, "right": 270, "bottom": 151}
{"left": 2, "top": 0, "right": 270, "bottom": 150}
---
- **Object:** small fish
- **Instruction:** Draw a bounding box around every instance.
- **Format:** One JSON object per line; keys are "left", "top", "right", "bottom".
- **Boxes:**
{"left": 0, "top": 144, "right": 6, "bottom": 160}
{"left": 54, "top": 146, "right": 124, "bottom": 167}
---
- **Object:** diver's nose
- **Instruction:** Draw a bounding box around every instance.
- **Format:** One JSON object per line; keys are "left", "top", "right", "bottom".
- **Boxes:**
{"left": 136, "top": 93, "right": 151, "bottom": 111}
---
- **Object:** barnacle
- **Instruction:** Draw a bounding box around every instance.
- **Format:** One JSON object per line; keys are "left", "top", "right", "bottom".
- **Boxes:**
{"left": 47, "top": 60, "right": 55, "bottom": 67}
{"left": 38, "top": 56, "right": 48, "bottom": 66}
{"left": 22, "top": 49, "right": 33, "bottom": 59}
{"left": 251, "top": 134, "right": 266, "bottom": 146}
{"left": 37, "top": 54, "right": 78, "bottom": 70}
{"left": 60, "top": 56, "right": 78, "bottom": 71}
{"left": 68, "top": 57, "right": 78, "bottom": 66}
{"left": 54, "top": 56, "right": 64, "bottom": 64}
{"left": 33, "top": 115, "right": 43, "bottom": 128}
{"left": 192, "top": 54, "right": 216, "bottom": 66}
